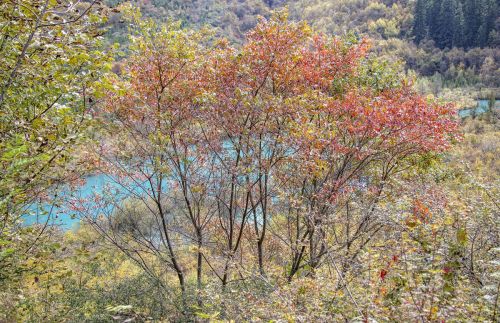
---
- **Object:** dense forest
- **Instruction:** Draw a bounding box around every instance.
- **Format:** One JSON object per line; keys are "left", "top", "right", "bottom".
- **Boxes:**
{"left": 413, "top": 0, "right": 499, "bottom": 49}
{"left": 0, "top": 0, "right": 499, "bottom": 322}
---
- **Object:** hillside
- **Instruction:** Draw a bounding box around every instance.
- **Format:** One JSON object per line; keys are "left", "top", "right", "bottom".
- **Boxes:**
{"left": 104, "top": 0, "right": 499, "bottom": 92}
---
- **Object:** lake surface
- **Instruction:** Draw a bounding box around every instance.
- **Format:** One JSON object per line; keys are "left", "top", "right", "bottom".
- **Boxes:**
{"left": 26, "top": 175, "right": 109, "bottom": 230}
{"left": 27, "top": 173, "right": 165, "bottom": 229}
{"left": 458, "top": 99, "right": 499, "bottom": 118}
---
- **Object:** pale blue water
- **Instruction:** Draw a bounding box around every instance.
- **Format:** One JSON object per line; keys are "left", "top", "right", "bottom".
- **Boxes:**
{"left": 458, "top": 99, "right": 499, "bottom": 118}
{"left": 25, "top": 175, "right": 109, "bottom": 230}
{"left": 26, "top": 172, "right": 166, "bottom": 229}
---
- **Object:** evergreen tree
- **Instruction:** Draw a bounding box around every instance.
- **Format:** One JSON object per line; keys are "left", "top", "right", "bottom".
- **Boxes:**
{"left": 413, "top": 0, "right": 428, "bottom": 43}
{"left": 428, "top": 0, "right": 443, "bottom": 42}
{"left": 437, "top": 0, "right": 456, "bottom": 48}
{"left": 453, "top": 1, "right": 466, "bottom": 47}
{"left": 463, "top": 0, "right": 480, "bottom": 47}
{"left": 477, "top": 0, "right": 498, "bottom": 47}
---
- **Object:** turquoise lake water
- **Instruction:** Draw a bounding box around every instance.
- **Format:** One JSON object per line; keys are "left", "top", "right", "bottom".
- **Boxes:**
{"left": 26, "top": 175, "right": 109, "bottom": 230}
{"left": 27, "top": 173, "right": 162, "bottom": 229}
{"left": 458, "top": 99, "right": 499, "bottom": 118}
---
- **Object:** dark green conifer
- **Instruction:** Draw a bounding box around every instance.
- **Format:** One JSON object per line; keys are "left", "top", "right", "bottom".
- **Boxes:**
{"left": 413, "top": 0, "right": 428, "bottom": 43}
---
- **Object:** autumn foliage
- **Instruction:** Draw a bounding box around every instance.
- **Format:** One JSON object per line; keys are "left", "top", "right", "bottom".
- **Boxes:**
{"left": 5, "top": 0, "right": 500, "bottom": 320}
{"left": 70, "top": 8, "right": 463, "bottom": 321}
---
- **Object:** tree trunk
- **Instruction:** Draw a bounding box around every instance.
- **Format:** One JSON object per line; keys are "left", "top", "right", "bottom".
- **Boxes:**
{"left": 196, "top": 229, "right": 203, "bottom": 307}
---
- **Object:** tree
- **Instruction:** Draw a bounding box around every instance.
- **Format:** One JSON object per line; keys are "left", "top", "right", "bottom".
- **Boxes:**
{"left": 477, "top": 0, "right": 498, "bottom": 47}
{"left": 436, "top": 0, "right": 456, "bottom": 48}
{"left": 453, "top": 1, "right": 466, "bottom": 47}
{"left": 71, "top": 10, "right": 458, "bottom": 318}
{"left": 75, "top": 5, "right": 215, "bottom": 311}
{"left": 413, "top": 0, "right": 427, "bottom": 43}
{"left": 464, "top": 0, "right": 480, "bottom": 47}
{"left": 0, "top": 0, "right": 112, "bottom": 319}
{"left": 0, "top": 0, "right": 112, "bottom": 215}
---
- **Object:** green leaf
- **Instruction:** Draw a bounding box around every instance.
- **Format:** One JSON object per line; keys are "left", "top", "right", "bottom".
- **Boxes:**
{"left": 457, "top": 227, "right": 467, "bottom": 245}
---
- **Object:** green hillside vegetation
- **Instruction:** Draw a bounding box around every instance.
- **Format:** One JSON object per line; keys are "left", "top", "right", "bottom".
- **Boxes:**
{"left": 288, "top": 0, "right": 499, "bottom": 89}
{"left": 104, "top": 0, "right": 499, "bottom": 95}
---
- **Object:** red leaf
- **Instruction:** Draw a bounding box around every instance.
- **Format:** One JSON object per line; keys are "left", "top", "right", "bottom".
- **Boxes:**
{"left": 380, "top": 269, "right": 388, "bottom": 280}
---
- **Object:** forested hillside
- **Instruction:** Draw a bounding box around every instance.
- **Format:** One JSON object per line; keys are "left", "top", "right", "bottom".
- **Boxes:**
{"left": 102, "top": 0, "right": 499, "bottom": 90}
{"left": 290, "top": 0, "right": 499, "bottom": 90}
{"left": 1, "top": 1, "right": 499, "bottom": 322}
{"left": 105, "top": 0, "right": 275, "bottom": 43}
